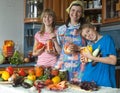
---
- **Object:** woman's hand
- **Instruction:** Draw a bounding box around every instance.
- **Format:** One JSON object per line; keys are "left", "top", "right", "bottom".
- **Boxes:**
{"left": 67, "top": 43, "right": 80, "bottom": 53}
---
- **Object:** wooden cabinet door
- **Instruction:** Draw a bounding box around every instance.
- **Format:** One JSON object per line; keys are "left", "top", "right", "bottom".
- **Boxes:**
{"left": 44, "top": 0, "right": 65, "bottom": 23}
{"left": 102, "top": 0, "right": 120, "bottom": 24}
{"left": 44, "top": 0, "right": 74, "bottom": 24}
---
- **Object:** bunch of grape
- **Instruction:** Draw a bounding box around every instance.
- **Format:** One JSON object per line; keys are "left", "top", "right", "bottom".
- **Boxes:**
{"left": 79, "top": 81, "right": 98, "bottom": 91}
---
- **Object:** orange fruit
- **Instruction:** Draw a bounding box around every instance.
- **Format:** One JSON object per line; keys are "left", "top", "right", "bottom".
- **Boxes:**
{"left": 35, "top": 66, "right": 44, "bottom": 77}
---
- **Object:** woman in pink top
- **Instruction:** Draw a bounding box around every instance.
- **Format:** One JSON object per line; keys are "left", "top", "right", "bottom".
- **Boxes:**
{"left": 32, "top": 9, "right": 61, "bottom": 67}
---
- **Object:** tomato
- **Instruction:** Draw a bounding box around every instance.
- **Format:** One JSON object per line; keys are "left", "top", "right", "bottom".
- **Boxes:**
{"left": 28, "top": 68, "right": 35, "bottom": 75}
{"left": 6, "top": 66, "right": 14, "bottom": 75}
{"left": 37, "top": 42, "right": 44, "bottom": 49}
{"left": 18, "top": 68, "right": 26, "bottom": 76}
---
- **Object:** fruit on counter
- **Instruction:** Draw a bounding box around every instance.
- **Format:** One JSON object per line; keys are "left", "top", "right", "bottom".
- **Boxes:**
{"left": 9, "top": 50, "right": 23, "bottom": 65}
{"left": 28, "top": 68, "right": 35, "bottom": 75}
{"left": 70, "top": 81, "right": 99, "bottom": 91}
{"left": 51, "top": 68, "right": 59, "bottom": 76}
{"left": 44, "top": 79, "right": 53, "bottom": 85}
{"left": 52, "top": 76, "right": 61, "bottom": 84}
{"left": 2, "top": 40, "right": 15, "bottom": 57}
{"left": 34, "top": 80, "right": 46, "bottom": 93}
{"left": 12, "top": 76, "right": 24, "bottom": 87}
{"left": 0, "top": 53, "right": 5, "bottom": 64}
{"left": 27, "top": 74, "right": 36, "bottom": 81}
{"left": 35, "top": 66, "right": 44, "bottom": 77}
{"left": 0, "top": 77, "right": 4, "bottom": 81}
{"left": 36, "top": 42, "right": 44, "bottom": 49}
{"left": 24, "top": 78, "right": 34, "bottom": 87}
{"left": 6, "top": 66, "right": 14, "bottom": 75}
{"left": 21, "top": 81, "right": 32, "bottom": 88}
{"left": 47, "top": 81, "right": 68, "bottom": 91}
{"left": 1, "top": 71, "right": 10, "bottom": 80}
{"left": 18, "top": 68, "right": 26, "bottom": 76}
{"left": 8, "top": 73, "right": 18, "bottom": 82}
{"left": 24, "top": 57, "right": 30, "bottom": 63}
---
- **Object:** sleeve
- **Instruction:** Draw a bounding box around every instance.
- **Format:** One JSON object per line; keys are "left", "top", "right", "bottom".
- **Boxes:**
{"left": 56, "top": 25, "right": 67, "bottom": 47}
{"left": 34, "top": 31, "right": 40, "bottom": 42}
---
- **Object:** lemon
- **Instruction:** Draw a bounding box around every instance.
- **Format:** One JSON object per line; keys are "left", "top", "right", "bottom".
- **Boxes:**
{"left": 52, "top": 76, "right": 61, "bottom": 84}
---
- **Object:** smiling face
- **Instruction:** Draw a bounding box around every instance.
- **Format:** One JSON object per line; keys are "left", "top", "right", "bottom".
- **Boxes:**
{"left": 69, "top": 5, "right": 83, "bottom": 23}
{"left": 80, "top": 24, "right": 99, "bottom": 42}
{"left": 81, "top": 27, "right": 97, "bottom": 41}
{"left": 41, "top": 9, "right": 56, "bottom": 27}
{"left": 42, "top": 14, "right": 54, "bottom": 26}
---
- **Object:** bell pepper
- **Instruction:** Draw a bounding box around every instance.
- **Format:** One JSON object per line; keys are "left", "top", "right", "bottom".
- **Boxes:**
{"left": 27, "top": 74, "right": 36, "bottom": 81}
{"left": 6, "top": 66, "right": 14, "bottom": 75}
{"left": 18, "top": 68, "right": 26, "bottom": 76}
{"left": 1, "top": 71, "right": 10, "bottom": 80}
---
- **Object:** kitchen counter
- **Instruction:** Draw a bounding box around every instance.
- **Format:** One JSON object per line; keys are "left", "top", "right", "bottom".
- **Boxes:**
{"left": 0, "top": 84, "right": 120, "bottom": 93}
{"left": 0, "top": 62, "right": 36, "bottom": 68}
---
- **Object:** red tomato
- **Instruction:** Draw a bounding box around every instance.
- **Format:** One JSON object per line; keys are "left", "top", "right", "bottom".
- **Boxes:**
{"left": 36, "top": 42, "right": 44, "bottom": 49}
{"left": 18, "top": 68, "right": 26, "bottom": 76}
{"left": 6, "top": 66, "right": 14, "bottom": 75}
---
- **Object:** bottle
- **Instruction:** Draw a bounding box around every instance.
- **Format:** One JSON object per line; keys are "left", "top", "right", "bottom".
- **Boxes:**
{"left": 97, "top": 14, "right": 102, "bottom": 23}
{"left": 88, "top": 1, "right": 93, "bottom": 8}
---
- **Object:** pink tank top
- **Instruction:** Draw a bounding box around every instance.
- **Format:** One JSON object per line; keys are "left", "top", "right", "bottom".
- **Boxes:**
{"left": 34, "top": 31, "right": 57, "bottom": 67}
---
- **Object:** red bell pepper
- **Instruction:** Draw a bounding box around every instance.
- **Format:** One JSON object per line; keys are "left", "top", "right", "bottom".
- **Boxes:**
{"left": 6, "top": 66, "right": 14, "bottom": 75}
{"left": 18, "top": 68, "right": 26, "bottom": 76}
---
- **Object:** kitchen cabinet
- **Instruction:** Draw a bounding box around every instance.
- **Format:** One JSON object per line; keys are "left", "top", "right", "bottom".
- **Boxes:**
{"left": 102, "top": 0, "right": 120, "bottom": 23}
{"left": 24, "top": 0, "right": 73, "bottom": 24}
{"left": 24, "top": 0, "right": 43, "bottom": 23}
{"left": 83, "top": 0, "right": 102, "bottom": 26}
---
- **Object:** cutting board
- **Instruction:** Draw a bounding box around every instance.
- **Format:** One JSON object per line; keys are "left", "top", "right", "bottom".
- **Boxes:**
{"left": 0, "top": 81, "right": 13, "bottom": 84}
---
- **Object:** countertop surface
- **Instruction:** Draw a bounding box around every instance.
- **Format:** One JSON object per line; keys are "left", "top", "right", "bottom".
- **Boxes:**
{"left": 0, "top": 84, "right": 120, "bottom": 93}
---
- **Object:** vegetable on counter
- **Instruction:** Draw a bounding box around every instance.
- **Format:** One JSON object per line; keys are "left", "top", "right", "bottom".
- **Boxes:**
{"left": 6, "top": 66, "right": 14, "bottom": 75}
{"left": 8, "top": 50, "right": 24, "bottom": 65}
{"left": 18, "top": 68, "right": 27, "bottom": 76}
{"left": 1, "top": 71, "right": 10, "bottom": 81}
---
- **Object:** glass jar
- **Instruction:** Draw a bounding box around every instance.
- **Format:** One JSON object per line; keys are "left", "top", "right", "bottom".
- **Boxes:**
{"left": 59, "top": 69, "right": 68, "bottom": 81}
{"left": 88, "top": 1, "right": 93, "bottom": 8}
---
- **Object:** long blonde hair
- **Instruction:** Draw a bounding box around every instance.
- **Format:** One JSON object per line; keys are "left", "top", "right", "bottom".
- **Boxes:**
{"left": 40, "top": 9, "right": 56, "bottom": 35}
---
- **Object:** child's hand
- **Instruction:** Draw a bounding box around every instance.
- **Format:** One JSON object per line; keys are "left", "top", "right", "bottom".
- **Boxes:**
{"left": 80, "top": 54, "right": 88, "bottom": 63}
{"left": 82, "top": 47, "right": 93, "bottom": 59}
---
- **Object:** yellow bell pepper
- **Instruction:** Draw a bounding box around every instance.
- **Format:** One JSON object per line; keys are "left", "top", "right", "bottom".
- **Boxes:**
{"left": 27, "top": 74, "right": 36, "bottom": 81}
{"left": 87, "top": 45, "right": 93, "bottom": 53}
{"left": 1, "top": 71, "right": 10, "bottom": 80}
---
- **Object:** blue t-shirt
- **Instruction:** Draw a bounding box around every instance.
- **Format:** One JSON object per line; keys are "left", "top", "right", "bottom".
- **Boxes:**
{"left": 82, "top": 35, "right": 117, "bottom": 88}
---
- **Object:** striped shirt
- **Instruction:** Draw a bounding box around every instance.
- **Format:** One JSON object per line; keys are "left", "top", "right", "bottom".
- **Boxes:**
{"left": 34, "top": 31, "right": 57, "bottom": 67}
